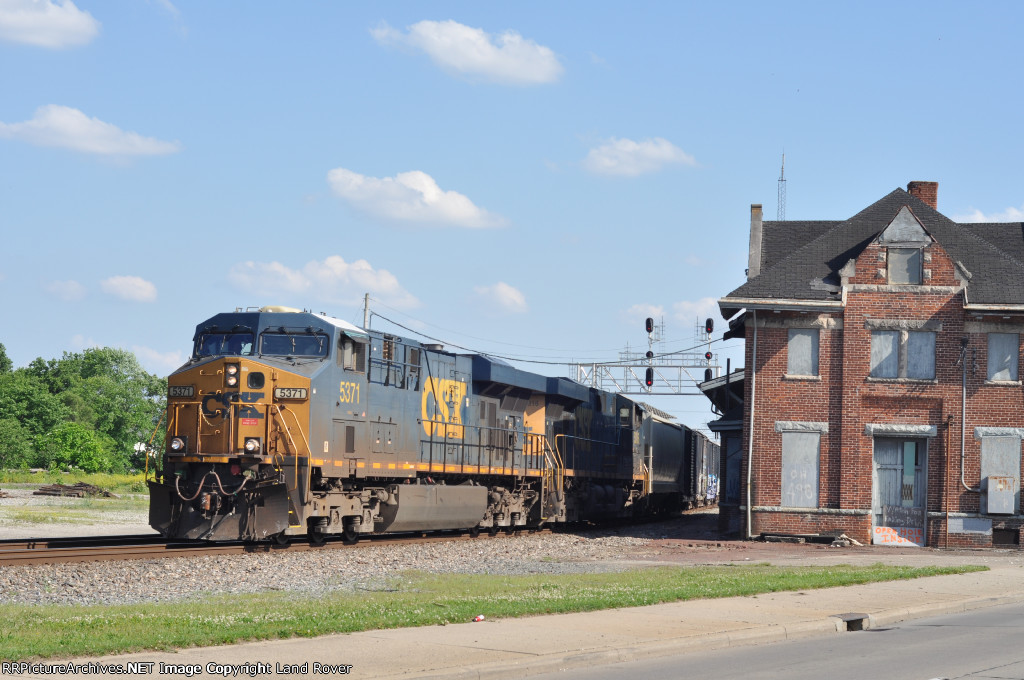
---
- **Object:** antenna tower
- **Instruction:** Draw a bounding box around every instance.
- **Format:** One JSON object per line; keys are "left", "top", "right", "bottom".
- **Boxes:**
{"left": 777, "top": 153, "right": 786, "bottom": 221}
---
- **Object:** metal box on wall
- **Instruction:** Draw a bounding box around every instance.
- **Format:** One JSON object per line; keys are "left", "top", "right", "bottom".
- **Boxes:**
{"left": 983, "top": 476, "right": 1016, "bottom": 515}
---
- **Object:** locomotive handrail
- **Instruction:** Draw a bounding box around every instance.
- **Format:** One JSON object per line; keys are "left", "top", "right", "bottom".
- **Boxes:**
{"left": 272, "top": 404, "right": 311, "bottom": 495}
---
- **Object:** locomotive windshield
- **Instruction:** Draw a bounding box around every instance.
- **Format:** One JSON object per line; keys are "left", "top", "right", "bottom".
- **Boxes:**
{"left": 195, "top": 332, "right": 254, "bottom": 357}
{"left": 260, "top": 332, "right": 329, "bottom": 357}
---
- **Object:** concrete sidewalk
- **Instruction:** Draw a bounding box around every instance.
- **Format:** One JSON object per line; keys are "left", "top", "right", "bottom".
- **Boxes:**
{"left": 14, "top": 564, "right": 1023, "bottom": 680}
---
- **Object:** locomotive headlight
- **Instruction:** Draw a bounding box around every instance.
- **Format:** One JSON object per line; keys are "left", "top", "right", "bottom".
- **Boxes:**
{"left": 243, "top": 437, "right": 262, "bottom": 454}
{"left": 226, "top": 374, "right": 239, "bottom": 386}
{"left": 169, "top": 437, "right": 187, "bottom": 453}
{"left": 225, "top": 363, "right": 240, "bottom": 387}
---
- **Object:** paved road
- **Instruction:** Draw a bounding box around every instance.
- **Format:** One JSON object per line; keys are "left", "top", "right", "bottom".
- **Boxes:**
{"left": 526, "top": 600, "right": 1024, "bottom": 680}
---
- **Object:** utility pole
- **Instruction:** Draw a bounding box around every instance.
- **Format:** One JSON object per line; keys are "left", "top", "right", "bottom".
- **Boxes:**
{"left": 363, "top": 293, "right": 370, "bottom": 329}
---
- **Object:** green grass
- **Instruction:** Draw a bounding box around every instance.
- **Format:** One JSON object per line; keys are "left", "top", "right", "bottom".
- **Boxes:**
{"left": 0, "top": 471, "right": 147, "bottom": 494}
{"left": 0, "top": 563, "right": 985, "bottom": 661}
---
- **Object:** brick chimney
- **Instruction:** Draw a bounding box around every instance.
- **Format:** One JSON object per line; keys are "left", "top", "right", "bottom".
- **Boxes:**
{"left": 747, "top": 204, "right": 763, "bottom": 279}
{"left": 907, "top": 181, "right": 938, "bottom": 210}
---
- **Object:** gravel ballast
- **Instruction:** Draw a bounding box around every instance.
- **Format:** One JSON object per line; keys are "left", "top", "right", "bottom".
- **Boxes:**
{"left": 0, "top": 529, "right": 657, "bottom": 607}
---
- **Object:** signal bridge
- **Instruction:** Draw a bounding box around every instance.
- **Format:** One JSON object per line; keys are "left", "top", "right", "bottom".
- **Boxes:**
{"left": 570, "top": 318, "right": 720, "bottom": 397}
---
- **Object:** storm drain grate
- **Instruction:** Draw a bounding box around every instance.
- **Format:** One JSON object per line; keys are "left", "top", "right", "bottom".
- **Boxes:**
{"left": 834, "top": 612, "right": 869, "bottom": 631}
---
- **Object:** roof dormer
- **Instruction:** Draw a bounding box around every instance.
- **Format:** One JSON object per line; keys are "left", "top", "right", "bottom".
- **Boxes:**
{"left": 878, "top": 206, "right": 932, "bottom": 285}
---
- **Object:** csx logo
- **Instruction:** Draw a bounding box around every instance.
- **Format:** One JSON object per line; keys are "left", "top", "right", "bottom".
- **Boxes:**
{"left": 421, "top": 378, "right": 466, "bottom": 439}
{"left": 202, "top": 391, "right": 265, "bottom": 420}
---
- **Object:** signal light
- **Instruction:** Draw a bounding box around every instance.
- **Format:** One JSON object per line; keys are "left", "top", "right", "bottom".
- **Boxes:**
{"left": 645, "top": 367, "right": 654, "bottom": 387}
{"left": 705, "top": 351, "right": 713, "bottom": 361}
{"left": 645, "top": 317, "right": 654, "bottom": 334}
{"left": 646, "top": 351, "right": 654, "bottom": 359}
{"left": 705, "top": 318, "right": 715, "bottom": 335}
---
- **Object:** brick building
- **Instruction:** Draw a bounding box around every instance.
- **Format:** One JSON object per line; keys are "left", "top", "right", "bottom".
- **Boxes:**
{"left": 717, "top": 181, "right": 1024, "bottom": 548}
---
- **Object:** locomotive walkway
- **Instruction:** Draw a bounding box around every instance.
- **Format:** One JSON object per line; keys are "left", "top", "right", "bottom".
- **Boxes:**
{"left": 18, "top": 563, "right": 1024, "bottom": 679}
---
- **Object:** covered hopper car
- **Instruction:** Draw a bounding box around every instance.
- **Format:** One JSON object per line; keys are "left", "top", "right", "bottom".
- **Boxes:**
{"left": 148, "top": 307, "right": 718, "bottom": 542}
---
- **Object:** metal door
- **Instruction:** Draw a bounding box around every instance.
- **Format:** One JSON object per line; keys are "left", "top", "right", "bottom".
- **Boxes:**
{"left": 872, "top": 438, "right": 926, "bottom": 546}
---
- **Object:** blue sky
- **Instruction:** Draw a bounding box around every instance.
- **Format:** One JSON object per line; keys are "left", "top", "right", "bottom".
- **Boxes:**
{"left": 3, "top": 1, "right": 1024, "bottom": 433}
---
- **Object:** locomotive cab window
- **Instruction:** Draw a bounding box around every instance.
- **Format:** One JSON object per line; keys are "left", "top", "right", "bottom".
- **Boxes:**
{"left": 339, "top": 336, "right": 366, "bottom": 372}
{"left": 195, "top": 332, "right": 254, "bottom": 357}
{"left": 260, "top": 332, "right": 329, "bottom": 358}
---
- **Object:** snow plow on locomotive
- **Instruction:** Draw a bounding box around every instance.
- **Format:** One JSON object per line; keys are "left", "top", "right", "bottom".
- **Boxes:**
{"left": 148, "top": 307, "right": 718, "bottom": 542}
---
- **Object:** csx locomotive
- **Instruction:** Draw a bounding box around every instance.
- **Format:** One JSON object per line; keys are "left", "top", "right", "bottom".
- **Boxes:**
{"left": 148, "top": 307, "right": 718, "bottom": 542}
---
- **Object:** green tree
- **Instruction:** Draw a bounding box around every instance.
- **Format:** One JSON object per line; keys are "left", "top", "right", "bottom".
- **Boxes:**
{"left": 37, "top": 422, "right": 114, "bottom": 473}
{"left": 0, "top": 371, "right": 69, "bottom": 436}
{"left": 0, "top": 418, "right": 33, "bottom": 468}
{"left": 0, "top": 347, "right": 167, "bottom": 471}
{"left": 0, "top": 343, "right": 12, "bottom": 373}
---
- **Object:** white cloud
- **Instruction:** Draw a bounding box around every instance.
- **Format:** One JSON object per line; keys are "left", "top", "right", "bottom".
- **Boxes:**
{"left": 625, "top": 304, "right": 665, "bottom": 322}
{"left": 44, "top": 279, "right": 85, "bottom": 301}
{"left": 0, "top": 105, "right": 181, "bottom": 156}
{"left": 229, "top": 255, "right": 419, "bottom": 310}
{"left": 0, "top": 0, "right": 99, "bottom": 48}
{"left": 327, "top": 167, "right": 503, "bottom": 228}
{"left": 372, "top": 19, "right": 562, "bottom": 85}
{"left": 672, "top": 297, "right": 721, "bottom": 324}
{"left": 132, "top": 345, "right": 185, "bottom": 376}
{"left": 100, "top": 275, "right": 157, "bottom": 302}
{"left": 582, "top": 137, "right": 696, "bottom": 176}
{"left": 474, "top": 282, "right": 527, "bottom": 313}
{"left": 954, "top": 205, "right": 1024, "bottom": 223}
{"left": 70, "top": 334, "right": 98, "bottom": 350}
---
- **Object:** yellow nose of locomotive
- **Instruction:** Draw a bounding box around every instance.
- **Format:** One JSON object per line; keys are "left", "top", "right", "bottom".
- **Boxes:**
{"left": 164, "top": 358, "right": 311, "bottom": 460}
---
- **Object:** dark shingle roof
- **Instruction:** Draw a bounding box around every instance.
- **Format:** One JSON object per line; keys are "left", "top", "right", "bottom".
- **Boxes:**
{"left": 760, "top": 221, "right": 839, "bottom": 273}
{"left": 722, "top": 188, "right": 1024, "bottom": 312}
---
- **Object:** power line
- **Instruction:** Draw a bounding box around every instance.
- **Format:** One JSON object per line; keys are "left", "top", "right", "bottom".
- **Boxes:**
{"left": 370, "top": 311, "right": 728, "bottom": 368}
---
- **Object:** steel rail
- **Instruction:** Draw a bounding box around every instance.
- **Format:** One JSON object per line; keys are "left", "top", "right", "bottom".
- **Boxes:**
{"left": 0, "top": 528, "right": 550, "bottom": 567}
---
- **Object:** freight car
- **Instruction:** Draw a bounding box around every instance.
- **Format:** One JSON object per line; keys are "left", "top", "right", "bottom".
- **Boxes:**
{"left": 148, "top": 307, "right": 718, "bottom": 542}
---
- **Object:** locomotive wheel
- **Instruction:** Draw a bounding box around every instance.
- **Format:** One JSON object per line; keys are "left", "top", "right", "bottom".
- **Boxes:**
{"left": 308, "top": 530, "right": 327, "bottom": 547}
{"left": 342, "top": 523, "right": 359, "bottom": 545}
{"left": 488, "top": 526, "right": 498, "bottom": 537}
{"left": 272, "top": 533, "right": 289, "bottom": 546}
{"left": 468, "top": 527, "right": 481, "bottom": 538}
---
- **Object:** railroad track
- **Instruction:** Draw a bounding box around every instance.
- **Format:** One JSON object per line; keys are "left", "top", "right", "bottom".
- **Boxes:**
{"left": 0, "top": 528, "right": 544, "bottom": 566}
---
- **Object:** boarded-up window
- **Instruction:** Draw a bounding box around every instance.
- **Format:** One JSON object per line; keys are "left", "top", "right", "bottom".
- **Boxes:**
{"left": 906, "top": 331, "right": 936, "bottom": 379}
{"left": 781, "top": 431, "right": 819, "bottom": 508}
{"left": 871, "top": 330, "right": 934, "bottom": 379}
{"left": 981, "top": 435, "right": 1021, "bottom": 513}
{"left": 988, "top": 333, "right": 1019, "bottom": 381}
{"left": 787, "top": 328, "right": 819, "bottom": 376}
{"left": 870, "top": 331, "right": 899, "bottom": 378}
{"left": 888, "top": 248, "right": 922, "bottom": 284}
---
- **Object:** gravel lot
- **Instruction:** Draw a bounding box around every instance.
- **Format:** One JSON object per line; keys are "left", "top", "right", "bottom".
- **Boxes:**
{"left": 1, "top": 487, "right": 1021, "bottom": 608}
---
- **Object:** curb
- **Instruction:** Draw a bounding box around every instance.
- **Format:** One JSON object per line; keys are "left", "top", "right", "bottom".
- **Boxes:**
{"left": 385, "top": 594, "right": 1024, "bottom": 680}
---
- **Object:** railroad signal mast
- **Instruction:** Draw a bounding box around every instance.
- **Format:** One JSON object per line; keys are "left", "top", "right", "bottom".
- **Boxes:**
{"left": 572, "top": 316, "right": 720, "bottom": 396}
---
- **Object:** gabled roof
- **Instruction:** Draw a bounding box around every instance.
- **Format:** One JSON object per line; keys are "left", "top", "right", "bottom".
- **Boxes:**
{"left": 721, "top": 188, "right": 1024, "bottom": 316}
